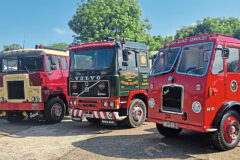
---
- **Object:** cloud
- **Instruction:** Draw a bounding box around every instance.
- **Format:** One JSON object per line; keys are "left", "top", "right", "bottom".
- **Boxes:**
{"left": 53, "top": 28, "right": 66, "bottom": 35}
{"left": 191, "top": 22, "right": 197, "bottom": 26}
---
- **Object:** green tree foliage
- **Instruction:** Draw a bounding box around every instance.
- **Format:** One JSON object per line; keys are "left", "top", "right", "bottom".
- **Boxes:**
{"left": 3, "top": 43, "right": 23, "bottom": 50}
{"left": 175, "top": 17, "right": 240, "bottom": 39}
{"left": 69, "top": 0, "right": 151, "bottom": 43}
{"left": 48, "top": 43, "right": 69, "bottom": 50}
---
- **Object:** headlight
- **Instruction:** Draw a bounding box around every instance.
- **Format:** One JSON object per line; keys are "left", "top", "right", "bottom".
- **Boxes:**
{"left": 72, "top": 82, "right": 78, "bottom": 90}
{"left": 31, "top": 97, "right": 36, "bottom": 102}
{"left": 103, "top": 101, "right": 108, "bottom": 107}
{"left": 149, "top": 98, "right": 155, "bottom": 108}
{"left": 98, "top": 82, "right": 105, "bottom": 91}
{"left": 36, "top": 96, "right": 40, "bottom": 102}
{"left": 0, "top": 97, "right": 4, "bottom": 102}
{"left": 73, "top": 100, "right": 77, "bottom": 106}
{"left": 192, "top": 101, "right": 202, "bottom": 113}
{"left": 109, "top": 101, "right": 114, "bottom": 108}
{"left": 70, "top": 100, "right": 73, "bottom": 106}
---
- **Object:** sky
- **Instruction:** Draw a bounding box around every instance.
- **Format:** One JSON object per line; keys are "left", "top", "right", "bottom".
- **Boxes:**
{"left": 0, "top": 0, "right": 240, "bottom": 50}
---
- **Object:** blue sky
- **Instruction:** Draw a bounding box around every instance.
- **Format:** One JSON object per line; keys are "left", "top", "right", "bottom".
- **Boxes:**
{"left": 0, "top": 0, "right": 240, "bottom": 50}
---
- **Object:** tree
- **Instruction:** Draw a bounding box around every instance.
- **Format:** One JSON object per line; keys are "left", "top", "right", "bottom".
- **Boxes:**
{"left": 48, "top": 43, "right": 69, "bottom": 50}
{"left": 69, "top": 0, "right": 151, "bottom": 43}
{"left": 175, "top": 17, "right": 240, "bottom": 39}
{"left": 3, "top": 43, "right": 23, "bottom": 50}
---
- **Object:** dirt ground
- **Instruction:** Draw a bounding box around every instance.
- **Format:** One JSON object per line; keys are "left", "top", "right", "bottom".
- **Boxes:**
{"left": 0, "top": 116, "right": 239, "bottom": 160}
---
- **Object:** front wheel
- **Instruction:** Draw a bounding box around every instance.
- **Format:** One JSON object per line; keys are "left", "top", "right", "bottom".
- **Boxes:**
{"left": 125, "top": 99, "right": 146, "bottom": 128}
{"left": 211, "top": 110, "right": 240, "bottom": 150}
{"left": 44, "top": 98, "right": 65, "bottom": 124}
{"left": 156, "top": 123, "right": 182, "bottom": 137}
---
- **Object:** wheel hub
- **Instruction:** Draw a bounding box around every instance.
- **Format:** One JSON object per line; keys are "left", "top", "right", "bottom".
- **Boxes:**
{"left": 223, "top": 116, "right": 239, "bottom": 143}
{"left": 132, "top": 106, "right": 143, "bottom": 122}
{"left": 51, "top": 103, "right": 62, "bottom": 117}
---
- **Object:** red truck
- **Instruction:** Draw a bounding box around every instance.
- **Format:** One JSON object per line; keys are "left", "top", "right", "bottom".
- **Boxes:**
{"left": 148, "top": 33, "right": 240, "bottom": 150}
{"left": 0, "top": 45, "right": 69, "bottom": 123}
{"left": 68, "top": 38, "right": 149, "bottom": 127}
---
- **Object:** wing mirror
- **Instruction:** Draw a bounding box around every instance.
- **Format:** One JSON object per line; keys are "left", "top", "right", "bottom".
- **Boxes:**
{"left": 222, "top": 48, "right": 229, "bottom": 59}
{"left": 122, "top": 49, "right": 129, "bottom": 61}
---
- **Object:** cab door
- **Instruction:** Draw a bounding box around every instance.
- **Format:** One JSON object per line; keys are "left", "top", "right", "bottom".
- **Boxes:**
{"left": 119, "top": 49, "right": 139, "bottom": 92}
{"left": 225, "top": 44, "right": 240, "bottom": 100}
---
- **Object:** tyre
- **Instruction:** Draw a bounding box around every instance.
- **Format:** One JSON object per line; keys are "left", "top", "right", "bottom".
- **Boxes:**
{"left": 211, "top": 110, "right": 240, "bottom": 150}
{"left": 156, "top": 123, "right": 182, "bottom": 137}
{"left": 125, "top": 99, "right": 147, "bottom": 128}
{"left": 86, "top": 118, "right": 100, "bottom": 124}
{"left": 6, "top": 112, "right": 25, "bottom": 122}
{"left": 44, "top": 98, "right": 65, "bottom": 123}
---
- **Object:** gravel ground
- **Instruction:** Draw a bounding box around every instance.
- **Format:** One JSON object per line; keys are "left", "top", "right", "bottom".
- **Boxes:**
{"left": 0, "top": 116, "right": 239, "bottom": 160}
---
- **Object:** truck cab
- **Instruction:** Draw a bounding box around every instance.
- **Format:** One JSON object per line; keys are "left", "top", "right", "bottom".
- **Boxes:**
{"left": 0, "top": 45, "right": 69, "bottom": 123}
{"left": 68, "top": 38, "right": 149, "bottom": 127}
{"left": 148, "top": 33, "right": 240, "bottom": 150}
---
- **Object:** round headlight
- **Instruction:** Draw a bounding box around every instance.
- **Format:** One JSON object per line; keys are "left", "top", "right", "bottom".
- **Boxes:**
{"left": 73, "top": 100, "right": 77, "bottom": 106}
{"left": 72, "top": 82, "right": 78, "bottom": 91}
{"left": 192, "top": 101, "right": 202, "bottom": 113}
{"left": 69, "top": 100, "right": 73, "bottom": 106}
{"left": 109, "top": 101, "right": 114, "bottom": 108}
{"left": 103, "top": 101, "right": 108, "bottom": 107}
{"left": 31, "top": 97, "right": 36, "bottom": 102}
{"left": 36, "top": 96, "right": 40, "bottom": 102}
{"left": 108, "top": 112, "right": 113, "bottom": 118}
{"left": 149, "top": 98, "right": 155, "bottom": 108}
{"left": 0, "top": 97, "right": 4, "bottom": 102}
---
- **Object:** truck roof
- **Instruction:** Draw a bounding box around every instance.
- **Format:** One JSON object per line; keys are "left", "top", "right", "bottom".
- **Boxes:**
{"left": 161, "top": 33, "right": 240, "bottom": 49}
{"left": 69, "top": 40, "right": 148, "bottom": 51}
{"left": 0, "top": 48, "right": 69, "bottom": 57}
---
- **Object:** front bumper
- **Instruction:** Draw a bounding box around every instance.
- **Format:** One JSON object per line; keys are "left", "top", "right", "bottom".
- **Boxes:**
{"left": 0, "top": 102, "right": 44, "bottom": 111}
{"left": 70, "top": 109, "right": 127, "bottom": 121}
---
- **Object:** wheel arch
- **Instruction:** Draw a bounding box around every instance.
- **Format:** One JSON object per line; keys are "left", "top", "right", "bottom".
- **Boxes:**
{"left": 213, "top": 101, "right": 240, "bottom": 128}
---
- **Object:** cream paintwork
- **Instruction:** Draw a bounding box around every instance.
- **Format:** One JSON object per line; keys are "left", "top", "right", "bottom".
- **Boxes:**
{"left": 4, "top": 49, "right": 69, "bottom": 57}
{"left": 2, "top": 74, "right": 41, "bottom": 103}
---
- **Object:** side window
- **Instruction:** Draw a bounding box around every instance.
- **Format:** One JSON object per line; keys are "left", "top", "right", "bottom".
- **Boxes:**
{"left": 138, "top": 52, "right": 148, "bottom": 67}
{"left": 46, "top": 56, "right": 51, "bottom": 72}
{"left": 60, "top": 57, "right": 68, "bottom": 70}
{"left": 211, "top": 49, "right": 223, "bottom": 75}
{"left": 51, "top": 56, "right": 60, "bottom": 70}
{"left": 227, "top": 48, "right": 239, "bottom": 73}
{"left": 128, "top": 51, "right": 136, "bottom": 68}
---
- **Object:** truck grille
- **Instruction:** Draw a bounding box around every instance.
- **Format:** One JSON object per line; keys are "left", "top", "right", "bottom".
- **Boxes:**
{"left": 7, "top": 81, "right": 25, "bottom": 99}
{"left": 162, "top": 85, "right": 183, "bottom": 113}
{"left": 70, "top": 80, "right": 109, "bottom": 98}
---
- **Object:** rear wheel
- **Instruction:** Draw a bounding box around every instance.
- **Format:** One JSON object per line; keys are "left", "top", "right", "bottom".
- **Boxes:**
{"left": 6, "top": 112, "right": 25, "bottom": 122}
{"left": 211, "top": 110, "right": 240, "bottom": 150}
{"left": 125, "top": 99, "right": 146, "bottom": 128}
{"left": 156, "top": 123, "right": 182, "bottom": 137}
{"left": 44, "top": 98, "right": 65, "bottom": 124}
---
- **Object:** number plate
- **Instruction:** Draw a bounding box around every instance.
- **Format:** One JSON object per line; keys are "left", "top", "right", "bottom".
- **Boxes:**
{"left": 163, "top": 121, "right": 179, "bottom": 129}
{"left": 83, "top": 113, "right": 93, "bottom": 118}
{"left": 72, "top": 117, "right": 82, "bottom": 122}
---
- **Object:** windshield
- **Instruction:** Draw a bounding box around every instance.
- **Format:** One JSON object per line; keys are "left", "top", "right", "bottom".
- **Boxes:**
{"left": 1, "top": 56, "right": 43, "bottom": 73}
{"left": 70, "top": 49, "right": 115, "bottom": 71}
{"left": 150, "top": 47, "right": 180, "bottom": 75}
{"left": 177, "top": 42, "right": 213, "bottom": 76}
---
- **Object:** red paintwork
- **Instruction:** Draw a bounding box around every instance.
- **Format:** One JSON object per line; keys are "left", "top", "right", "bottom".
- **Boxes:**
{"left": 0, "top": 51, "right": 69, "bottom": 112}
{"left": 148, "top": 33, "right": 240, "bottom": 132}
{"left": 68, "top": 41, "right": 116, "bottom": 51}
{"left": 0, "top": 102, "right": 44, "bottom": 111}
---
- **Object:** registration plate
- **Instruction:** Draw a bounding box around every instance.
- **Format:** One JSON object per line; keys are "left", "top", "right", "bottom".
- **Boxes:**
{"left": 83, "top": 113, "right": 93, "bottom": 118}
{"left": 163, "top": 121, "right": 179, "bottom": 129}
{"left": 72, "top": 117, "right": 82, "bottom": 122}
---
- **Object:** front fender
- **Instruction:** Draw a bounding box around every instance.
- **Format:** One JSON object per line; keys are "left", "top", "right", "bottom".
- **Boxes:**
{"left": 212, "top": 101, "right": 240, "bottom": 128}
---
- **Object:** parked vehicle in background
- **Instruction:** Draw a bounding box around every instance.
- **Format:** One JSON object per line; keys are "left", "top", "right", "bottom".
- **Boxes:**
{"left": 148, "top": 33, "right": 240, "bottom": 150}
{"left": 68, "top": 38, "right": 149, "bottom": 127}
{"left": 0, "top": 45, "right": 69, "bottom": 123}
